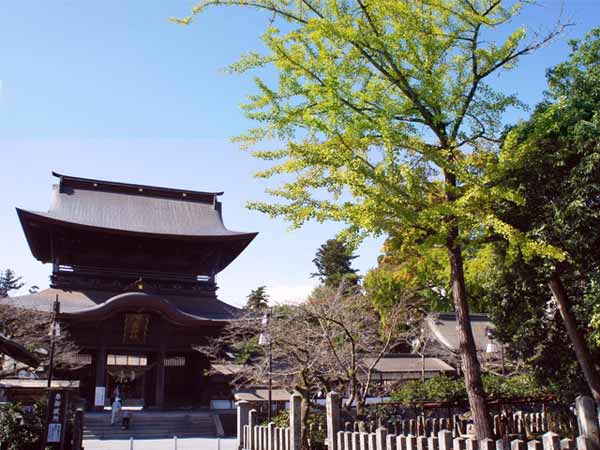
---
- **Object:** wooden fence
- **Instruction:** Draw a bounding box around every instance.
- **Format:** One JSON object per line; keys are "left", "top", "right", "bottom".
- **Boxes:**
{"left": 236, "top": 393, "right": 600, "bottom": 450}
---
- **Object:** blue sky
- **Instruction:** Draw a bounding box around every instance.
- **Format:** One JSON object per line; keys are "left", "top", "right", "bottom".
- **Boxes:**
{"left": 1, "top": 1, "right": 599, "bottom": 306}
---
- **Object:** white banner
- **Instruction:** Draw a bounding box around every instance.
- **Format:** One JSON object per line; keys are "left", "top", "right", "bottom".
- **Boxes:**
{"left": 94, "top": 386, "right": 106, "bottom": 407}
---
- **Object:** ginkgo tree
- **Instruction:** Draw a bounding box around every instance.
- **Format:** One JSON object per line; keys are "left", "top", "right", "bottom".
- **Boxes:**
{"left": 175, "top": 0, "right": 564, "bottom": 439}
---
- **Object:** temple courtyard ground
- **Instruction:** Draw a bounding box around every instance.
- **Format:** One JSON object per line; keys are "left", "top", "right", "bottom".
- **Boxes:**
{"left": 83, "top": 437, "right": 237, "bottom": 450}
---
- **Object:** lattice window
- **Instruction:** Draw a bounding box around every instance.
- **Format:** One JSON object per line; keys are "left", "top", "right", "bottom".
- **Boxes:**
{"left": 107, "top": 354, "right": 147, "bottom": 366}
{"left": 165, "top": 356, "right": 185, "bottom": 367}
{"left": 74, "top": 353, "right": 92, "bottom": 365}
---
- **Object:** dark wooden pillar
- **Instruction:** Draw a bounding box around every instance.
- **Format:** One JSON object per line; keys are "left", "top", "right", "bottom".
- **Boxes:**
{"left": 155, "top": 346, "right": 166, "bottom": 409}
{"left": 94, "top": 346, "right": 106, "bottom": 412}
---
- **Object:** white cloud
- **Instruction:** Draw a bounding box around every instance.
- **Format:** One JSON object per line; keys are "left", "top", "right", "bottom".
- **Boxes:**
{"left": 267, "top": 282, "right": 318, "bottom": 305}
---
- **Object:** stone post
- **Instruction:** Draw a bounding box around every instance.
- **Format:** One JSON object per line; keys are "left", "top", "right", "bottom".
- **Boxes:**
{"left": 268, "top": 423, "right": 275, "bottom": 450}
{"left": 576, "top": 396, "right": 600, "bottom": 450}
{"left": 249, "top": 409, "right": 257, "bottom": 450}
{"left": 417, "top": 436, "right": 427, "bottom": 450}
{"left": 279, "top": 427, "right": 285, "bottom": 450}
{"left": 327, "top": 392, "right": 341, "bottom": 450}
{"left": 258, "top": 426, "right": 263, "bottom": 450}
{"left": 527, "top": 441, "right": 541, "bottom": 450}
{"left": 369, "top": 433, "right": 377, "bottom": 450}
{"left": 542, "top": 432, "right": 561, "bottom": 450}
{"left": 510, "top": 440, "right": 525, "bottom": 450}
{"left": 72, "top": 408, "right": 84, "bottom": 450}
{"left": 429, "top": 436, "right": 440, "bottom": 450}
{"left": 345, "top": 432, "right": 352, "bottom": 450}
{"left": 360, "top": 432, "right": 369, "bottom": 450}
{"left": 290, "top": 393, "right": 302, "bottom": 450}
{"left": 559, "top": 438, "right": 573, "bottom": 450}
{"left": 377, "top": 428, "right": 388, "bottom": 450}
{"left": 387, "top": 434, "right": 397, "bottom": 450}
{"left": 238, "top": 401, "right": 251, "bottom": 450}
{"left": 396, "top": 435, "right": 406, "bottom": 450}
{"left": 480, "top": 439, "right": 494, "bottom": 450}
{"left": 453, "top": 438, "right": 466, "bottom": 450}
{"left": 406, "top": 435, "right": 417, "bottom": 450}
{"left": 439, "top": 430, "right": 453, "bottom": 450}
{"left": 577, "top": 437, "right": 593, "bottom": 450}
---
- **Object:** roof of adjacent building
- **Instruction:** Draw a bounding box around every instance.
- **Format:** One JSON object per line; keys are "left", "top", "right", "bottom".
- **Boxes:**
{"left": 5, "top": 288, "right": 241, "bottom": 323}
{"left": 233, "top": 389, "right": 292, "bottom": 402}
{"left": 0, "top": 379, "right": 80, "bottom": 389}
{"left": 0, "top": 335, "right": 40, "bottom": 368}
{"left": 363, "top": 355, "right": 454, "bottom": 374}
{"left": 425, "top": 312, "right": 494, "bottom": 354}
{"left": 211, "top": 363, "right": 247, "bottom": 376}
{"left": 17, "top": 172, "right": 255, "bottom": 239}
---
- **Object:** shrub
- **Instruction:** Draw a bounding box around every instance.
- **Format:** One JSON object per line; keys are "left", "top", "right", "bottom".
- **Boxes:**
{"left": 0, "top": 402, "right": 44, "bottom": 450}
{"left": 391, "top": 374, "right": 547, "bottom": 406}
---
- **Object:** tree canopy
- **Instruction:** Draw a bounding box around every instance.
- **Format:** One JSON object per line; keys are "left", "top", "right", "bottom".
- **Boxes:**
{"left": 484, "top": 28, "right": 600, "bottom": 403}
{"left": 0, "top": 269, "right": 24, "bottom": 298}
{"left": 177, "top": 0, "right": 564, "bottom": 438}
{"left": 311, "top": 238, "right": 358, "bottom": 287}
{"left": 245, "top": 285, "right": 270, "bottom": 310}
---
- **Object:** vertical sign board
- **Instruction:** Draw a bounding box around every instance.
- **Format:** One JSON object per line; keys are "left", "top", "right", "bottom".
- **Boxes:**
{"left": 94, "top": 386, "right": 106, "bottom": 407}
{"left": 46, "top": 389, "right": 66, "bottom": 448}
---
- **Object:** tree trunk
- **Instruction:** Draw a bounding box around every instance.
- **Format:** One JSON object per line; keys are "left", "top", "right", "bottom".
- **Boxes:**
{"left": 548, "top": 273, "right": 600, "bottom": 403}
{"left": 447, "top": 234, "right": 494, "bottom": 439}
{"left": 444, "top": 170, "right": 493, "bottom": 440}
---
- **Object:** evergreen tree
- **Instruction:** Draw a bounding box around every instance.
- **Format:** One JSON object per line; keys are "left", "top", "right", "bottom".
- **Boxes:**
{"left": 0, "top": 269, "right": 24, "bottom": 298}
{"left": 245, "top": 286, "right": 269, "bottom": 311}
{"left": 312, "top": 238, "right": 358, "bottom": 287}
{"left": 486, "top": 29, "right": 600, "bottom": 403}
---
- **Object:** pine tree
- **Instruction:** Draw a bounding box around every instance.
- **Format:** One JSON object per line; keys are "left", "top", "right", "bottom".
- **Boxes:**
{"left": 245, "top": 286, "right": 269, "bottom": 311}
{"left": 0, "top": 269, "right": 25, "bottom": 298}
{"left": 312, "top": 239, "right": 359, "bottom": 288}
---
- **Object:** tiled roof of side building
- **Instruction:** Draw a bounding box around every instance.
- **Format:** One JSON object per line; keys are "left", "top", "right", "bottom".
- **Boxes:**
{"left": 363, "top": 355, "right": 454, "bottom": 373}
{"left": 425, "top": 312, "right": 494, "bottom": 353}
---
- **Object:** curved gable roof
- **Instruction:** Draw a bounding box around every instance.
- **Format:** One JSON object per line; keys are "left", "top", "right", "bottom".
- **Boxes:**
{"left": 5, "top": 288, "right": 241, "bottom": 325}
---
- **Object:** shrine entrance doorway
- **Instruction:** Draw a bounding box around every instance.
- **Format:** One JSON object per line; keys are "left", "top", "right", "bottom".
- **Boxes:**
{"left": 106, "top": 353, "right": 149, "bottom": 407}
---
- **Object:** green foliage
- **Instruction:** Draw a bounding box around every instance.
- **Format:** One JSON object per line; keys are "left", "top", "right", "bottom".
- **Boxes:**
{"left": 391, "top": 374, "right": 547, "bottom": 406}
{"left": 0, "top": 269, "right": 24, "bottom": 298}
{"left": 482, "top": 27, "right": 600, "bottom": 401}
{"left": 365, "top": 239, "right": 500, "bottom": 315}
{"left": 0, "top": 402, "right": 44, "bottom": 450}
{"left": 365, "top": 240, "right": 452, "bottom": 314}
{"left": 312, "top": 238, "right": 358, "bottom": 287}
{"left": 233, "top": 336, "right": 261, "bottom": 364}
{"left": 178, "top": 1, "right": 564, "bottom": 429}
{"left": 266, "top": 408, "right": 290, "bottom": 428}
{"left": 176, "top": 0, "right": 561, "bottom": 266}
{"left": 263, "top": 408, "right": 326, "bottom": 448}
{"left": 245, "top": 286, "right": 270, "bottom": 311}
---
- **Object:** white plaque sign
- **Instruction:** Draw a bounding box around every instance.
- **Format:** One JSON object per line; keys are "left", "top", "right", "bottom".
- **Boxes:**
{"left": 94, "top": 386, "right": 106, "bottom": 407}
{"left": 47, "top": 423, "right": 62, "bottom": 443}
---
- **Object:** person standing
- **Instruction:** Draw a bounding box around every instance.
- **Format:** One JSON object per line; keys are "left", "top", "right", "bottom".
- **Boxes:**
{"left": 110, "top": 398, "right": 122, "bottom": 425}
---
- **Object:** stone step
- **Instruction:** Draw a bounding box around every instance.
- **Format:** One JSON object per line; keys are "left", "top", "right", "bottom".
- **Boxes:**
{"left": 83, "top": 412, "right": 216, "bottom": 440}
